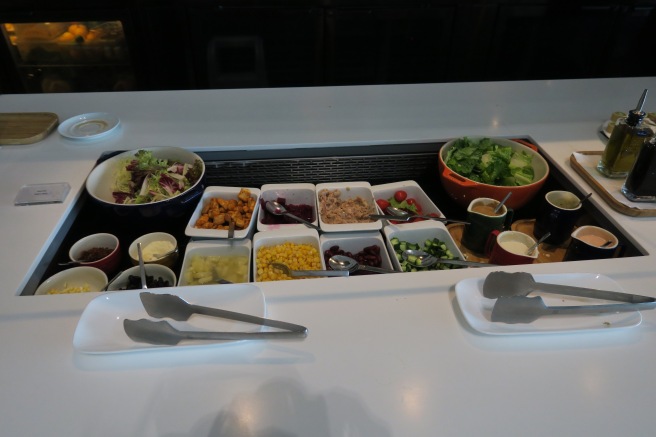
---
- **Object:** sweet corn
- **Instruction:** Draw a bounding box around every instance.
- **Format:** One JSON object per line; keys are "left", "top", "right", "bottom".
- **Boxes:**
{"left": 256, "top": 242, "right": 322, "bottom": 281}
{"left": 47, "top": 282, "right": 92, "bottom": 294}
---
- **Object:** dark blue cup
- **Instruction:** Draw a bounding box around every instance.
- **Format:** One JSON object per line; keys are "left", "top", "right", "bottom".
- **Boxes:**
{"left": 533, "top": 191, "right": 582, "bottom": 246}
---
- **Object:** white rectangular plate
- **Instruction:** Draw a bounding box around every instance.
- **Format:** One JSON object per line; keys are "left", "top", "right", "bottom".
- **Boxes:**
{"left": 320, "top": 231, "right": 395, "bottom": 272}
{"left": 257, "top": 183, "right": 318, "bottom": 232}
{"left": 455, "top": 273, "right": 642, "bottom": 335}
{"left": 73, "top": 284, "right": 266, "bottom": 353}
{"left": 371, "top": 180, "right": 444, "bottom": 225}
{"left": 316, "top": 181, "right": 381, "bottom": 232}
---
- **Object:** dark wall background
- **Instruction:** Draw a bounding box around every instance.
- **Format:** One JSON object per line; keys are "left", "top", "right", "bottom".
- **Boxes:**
{"left": 0, "top": 0, "right": 654, "bottom": 93}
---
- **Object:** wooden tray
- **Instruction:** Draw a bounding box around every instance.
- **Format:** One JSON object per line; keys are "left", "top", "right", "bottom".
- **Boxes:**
{"left": 570, "top": 151, "right": 656, "bottom": 217}
{"left": 447, "top": 219, "right": 567, "bottom": 264}
{"left": 0, "top": 112, "right": 59, "bottom": 145}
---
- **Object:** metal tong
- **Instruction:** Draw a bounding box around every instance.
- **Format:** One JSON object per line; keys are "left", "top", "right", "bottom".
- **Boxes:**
{"left": 492, "top": 296, "right": 656, "bottom": 324}
{"left": 123, "top": 292, "right": 308, "bottom": 345}
{"left": 484, "top": 271, "right": 656, "bottom": 324}
{"left": 483, "top": 271, "right": 655, "bottom": 303}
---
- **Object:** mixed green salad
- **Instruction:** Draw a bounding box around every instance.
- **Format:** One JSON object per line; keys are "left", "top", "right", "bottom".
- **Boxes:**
{"left": 112, "top": 150, "right": 203, "bottom": 204}
{"left": 444, "top": 137, "right": 535, "bottom": 186}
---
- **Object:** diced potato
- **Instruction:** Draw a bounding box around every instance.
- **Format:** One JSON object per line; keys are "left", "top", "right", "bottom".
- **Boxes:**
{"left": 183, "top": 254, "right": 249, "bottom": 285}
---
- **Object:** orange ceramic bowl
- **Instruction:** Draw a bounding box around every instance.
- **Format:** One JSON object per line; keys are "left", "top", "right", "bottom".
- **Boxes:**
{"left": 438, "top": 137, "right": 550, "bottom": 210}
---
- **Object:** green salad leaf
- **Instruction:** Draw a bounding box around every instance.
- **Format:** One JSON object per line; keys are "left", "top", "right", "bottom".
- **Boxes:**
{"left": 112, "top": 150, "right": 203, "bottom": 204}
{"left": 389, "top": 198, "right": 418, "bottom": 213}
{"left": 444, "top": 137, "right": 535, "bottom": 186}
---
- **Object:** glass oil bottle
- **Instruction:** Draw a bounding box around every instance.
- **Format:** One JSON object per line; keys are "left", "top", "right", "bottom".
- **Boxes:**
{"left": 597, "top": 89, "right": 654, "bottom": 178}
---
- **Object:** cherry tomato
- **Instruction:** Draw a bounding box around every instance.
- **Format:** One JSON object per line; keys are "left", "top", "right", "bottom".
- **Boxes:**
{"left": 376, "top": 199, "right": 390, "bottom": 210}
{"left": 406, "top": 198, "right": 417, "bottom": 206}
{"left": 394, "top": 190, "right": 407, "bottom": 202}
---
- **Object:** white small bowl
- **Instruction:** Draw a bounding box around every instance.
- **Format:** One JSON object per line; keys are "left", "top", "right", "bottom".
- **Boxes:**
{"left": 179, "top": 239, "right": 252, "bottom": 286}
{"left": 106, "top": 264, "right": 177, "bottom": 291}
{"left": 35, "top": 266, "right": 108, "bottom": 295}
{"left": 383, "top": 220, "right": 465, "bottom": 271}
{"left": 316, "top": 182, "right": 381, "bottom": 233}
{"left": 320, "top": 231, "right": 395, "bottom": 273}
{"left": 371, "top": 180, "right": 444, "bottom": 226}
{"left": 257, "top": 183, "right": 318, "bottom": 232}
{"left": 252, "top": 228, "right": 323, "bottom": 281}
{"left": 128, "top": 232, "right": 179, "bottom": 268}
{"left": 185, "top": 186, "right": 261, "bottom": 239}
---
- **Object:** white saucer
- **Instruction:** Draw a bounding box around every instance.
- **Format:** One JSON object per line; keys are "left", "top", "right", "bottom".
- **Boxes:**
{"left": 58, "top": 112, "right": 120, "bottom": 140}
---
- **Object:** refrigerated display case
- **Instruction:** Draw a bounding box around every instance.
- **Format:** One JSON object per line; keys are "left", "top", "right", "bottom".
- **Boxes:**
{"left": 1, "top": 20, "right": 135, "bottom": 93}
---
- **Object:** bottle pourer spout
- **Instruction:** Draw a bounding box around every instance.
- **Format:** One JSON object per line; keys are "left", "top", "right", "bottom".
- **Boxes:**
{"left": 635, "top": 89, "right": 648, "bottom": 112}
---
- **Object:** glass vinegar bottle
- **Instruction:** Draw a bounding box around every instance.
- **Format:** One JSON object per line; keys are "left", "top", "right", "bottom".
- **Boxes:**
{"left": 597, "top": 89, "right": 653, "bottom": 178}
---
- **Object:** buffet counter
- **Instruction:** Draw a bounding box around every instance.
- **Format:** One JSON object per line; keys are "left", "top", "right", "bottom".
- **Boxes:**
{"left": 1, "top": 78, "right": 655, "bottom": 436}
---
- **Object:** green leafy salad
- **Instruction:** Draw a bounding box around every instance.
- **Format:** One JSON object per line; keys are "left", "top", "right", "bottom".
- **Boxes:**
{"left": 112, "top": 150, "right": 203, "bottom": 204}
{"left": 444, "top": 137, "right": 534, "bottom": 186}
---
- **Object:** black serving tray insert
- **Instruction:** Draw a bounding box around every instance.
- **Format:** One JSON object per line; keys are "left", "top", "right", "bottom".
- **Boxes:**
{"left": 20, "top": 137, "right": 646, "bottom": 296}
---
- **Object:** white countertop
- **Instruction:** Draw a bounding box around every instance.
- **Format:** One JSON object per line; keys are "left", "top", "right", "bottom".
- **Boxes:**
{"left": 1, "top": 78, "right": 655, "bottom": 436}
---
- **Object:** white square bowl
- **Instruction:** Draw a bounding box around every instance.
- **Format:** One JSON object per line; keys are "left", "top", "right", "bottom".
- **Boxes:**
{"left": 383, "top": 220, "right": 465, "bottom": 271}
{"left": 257, "top": 183, "right": 318, "bottom": 232}
{"left": 252, "top": 228, "right": 324, "bottom": 282}
{"left": 316, "top": 182, "right": 381, "bottom": 232}
{"left": 178, "top": 239, "right": 252, "bottom": 286}
{"left": 320, "top": 231, "right": 395, "bottom": 273}
{"left": 185, "top": 186, "right": 261, "bottom": 239}
{"left": 371, "top": 180, "right": 444, "bottom": 225}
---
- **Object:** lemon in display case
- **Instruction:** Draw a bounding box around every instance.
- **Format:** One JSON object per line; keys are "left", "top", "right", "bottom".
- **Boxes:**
{"left": 1, "top": 20, "right": 135, "bottom": 93}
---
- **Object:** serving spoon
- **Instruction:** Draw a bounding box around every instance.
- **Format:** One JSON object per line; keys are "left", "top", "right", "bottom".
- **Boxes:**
{"left": 226, "top": 214, "right": 235, "bottom": 239}
{"left": 265, "top": 201, "right": 320, "bottom": 230}
{"left": 58, "top": 260, "right": 83, "bottom": 267}
{"left": 576, "top": 192, "right": 593, "bottom": 207}
{"left": 328, "top": 254, "right": 398, "bottom": 274}
{"left": 526, "top": 232, "right": 551, "bottom": 255}
{"left": 493, "top": 192, "right": 512, "bottom": 213}
{"left": 483, "top": 271, "right": 656, "bottom": 303}
{"left": 137, "top": 242, "right": 148, "bottom": 289}
{"left": 270, "top": 262, "right": 348, "bottom": 277}
{"left": 101, "top": 269, "right": 124, "bottom": 291}
{"left": 369, "top": 206, "right": 470, "bottom": 225}
{"left": 401, "top": 249, "right": 496, "bottom": 268}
